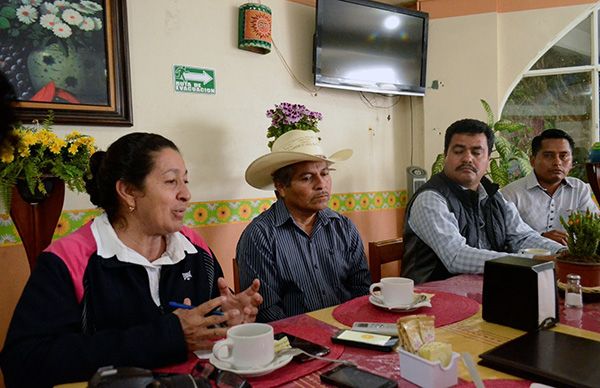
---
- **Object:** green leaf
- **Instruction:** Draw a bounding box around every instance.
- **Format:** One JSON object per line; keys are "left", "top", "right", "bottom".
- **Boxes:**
{"left": 0, "top": 6, "right": 16, "bottom": 18}
{"left": 489, "top": 160, "right": 509, "bottom": 187}
{"left": 480, "top": 99, "right": 494, "bottom": 127}
{"left": 494, "top": 133, "right": 512, "bottom": 159}
{"left": 0, "top": 16, "right": 9, "bottom": 29}
{"left": 515, "top": 157, "right": 533, "bottom": 177}
{"left": 42, "top": 111, "right": 55, "bottom": 129}
{"left": 494, "top": 119, "right": 526, "bottom": 134}
{"left": 431, "top": 153, "right": 445, "bottom": 175}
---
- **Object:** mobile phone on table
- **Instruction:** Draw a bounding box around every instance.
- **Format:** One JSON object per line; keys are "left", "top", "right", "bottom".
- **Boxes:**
{"left": 274, "top": 332, "right": 330, "bottom": 362}
{"left": 331, "top": 329, "right": 398, "bottom": 352}
{"left": 320, "top": 364, "right": 397, "bottom": 388}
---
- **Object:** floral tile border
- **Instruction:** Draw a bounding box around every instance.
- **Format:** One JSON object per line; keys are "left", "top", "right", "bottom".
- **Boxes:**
{"left": 0, "top": 190, "right": 407, "bottom": 246}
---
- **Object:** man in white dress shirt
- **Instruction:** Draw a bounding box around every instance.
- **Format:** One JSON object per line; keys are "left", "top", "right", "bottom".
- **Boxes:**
{"left": 502, "top": 129, "right": 599, "bottom": 245}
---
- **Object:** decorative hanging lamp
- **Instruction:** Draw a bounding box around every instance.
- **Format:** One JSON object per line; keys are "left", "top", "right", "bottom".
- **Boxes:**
{"left": 238, "top": 3, "right": 272, "bottom": 54}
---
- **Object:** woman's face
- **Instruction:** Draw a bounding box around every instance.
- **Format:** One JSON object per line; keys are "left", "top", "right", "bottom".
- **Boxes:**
{"left": 132, "top": 147, "right": 191, "bottom": 236}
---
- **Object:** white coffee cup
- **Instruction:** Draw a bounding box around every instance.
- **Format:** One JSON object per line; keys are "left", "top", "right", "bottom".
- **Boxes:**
{"left": 369, "top": 277, "right": 414, "bottom": 306}
{"left": 519, "top": 248, "right": 552, "bottom": 257}
{"left": 212, "top": 323, "right": 274, "bottom": 369}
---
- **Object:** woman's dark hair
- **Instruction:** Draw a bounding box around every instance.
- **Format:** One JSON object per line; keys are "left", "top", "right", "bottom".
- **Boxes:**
{"left": 85, "top": 132, "right": 179, "bottom": 222}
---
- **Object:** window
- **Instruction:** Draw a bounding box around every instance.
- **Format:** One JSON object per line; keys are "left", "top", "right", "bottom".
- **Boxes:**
{"left": 501, "top": 12, "right": 598, "bottom": 180}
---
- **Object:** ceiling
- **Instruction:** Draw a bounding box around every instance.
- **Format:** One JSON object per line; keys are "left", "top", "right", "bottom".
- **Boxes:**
{"left": 385, "top": 1, "right": 418, "bottom": 6}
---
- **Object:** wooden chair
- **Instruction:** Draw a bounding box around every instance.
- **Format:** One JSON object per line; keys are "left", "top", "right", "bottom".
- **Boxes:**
{"left": 232, "top": 257, "right": 240, "bottom": 294}
{"left": 586, "top": 162, "right": 600, "bottom": 204}
{"left": 368, "top": 237, "right": 404, "bottom": 283}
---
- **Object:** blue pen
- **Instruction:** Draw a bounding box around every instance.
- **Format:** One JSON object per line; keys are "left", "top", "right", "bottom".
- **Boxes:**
{"left": 168, "top": 301, "right": 224, "bottom": 316}
{"left": 168, "top": 301, "right": 194, "bottom": 310}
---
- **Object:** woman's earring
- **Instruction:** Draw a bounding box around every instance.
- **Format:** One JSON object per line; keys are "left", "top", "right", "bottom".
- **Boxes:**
{"left": 128, "top": 205, "right": 135, "bottom": 213}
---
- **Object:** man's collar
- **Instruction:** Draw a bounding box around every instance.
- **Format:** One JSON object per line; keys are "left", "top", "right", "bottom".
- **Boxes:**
{"left": 273, "top": 198, "right": 339, "bottom": 227}
{"left": 273, "top": 199, "right": 293, "bottom": 227}
{"left": 480, "top": 176, "right": 499, "bottom": 197}
{"left": 529, "top": 172, "right": 572, "bottom": 190}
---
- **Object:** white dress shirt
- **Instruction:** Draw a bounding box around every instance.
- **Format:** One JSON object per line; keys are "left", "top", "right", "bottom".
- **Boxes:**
{"left": 501, "top": 173, "right": 599, "bottom": 233}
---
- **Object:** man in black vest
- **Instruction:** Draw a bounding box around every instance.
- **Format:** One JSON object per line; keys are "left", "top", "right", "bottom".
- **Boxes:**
{"left": 402, "top": 119, "right": 563, "bottom": 284}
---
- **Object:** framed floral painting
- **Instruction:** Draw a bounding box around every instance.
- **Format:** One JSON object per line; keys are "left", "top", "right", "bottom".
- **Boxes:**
{"left": 0, "top": 0, "right": 132, "bottom": 126}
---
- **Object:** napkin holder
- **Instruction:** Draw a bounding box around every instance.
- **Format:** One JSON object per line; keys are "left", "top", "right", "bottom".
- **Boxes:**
{"left": 399, "top": 349, "right": 460, "bottom": 388}
{"left": 482, "top": 256, "right": 557, "bottom": 332}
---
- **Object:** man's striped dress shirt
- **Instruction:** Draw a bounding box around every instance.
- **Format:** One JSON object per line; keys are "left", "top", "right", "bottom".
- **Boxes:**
{"left": 236, "top": 199, "right": 371, "bottom": 322}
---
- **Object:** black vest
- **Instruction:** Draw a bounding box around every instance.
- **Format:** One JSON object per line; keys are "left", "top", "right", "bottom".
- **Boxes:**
{"left": 401, "top": 173, "right": 508, "bottom": 284}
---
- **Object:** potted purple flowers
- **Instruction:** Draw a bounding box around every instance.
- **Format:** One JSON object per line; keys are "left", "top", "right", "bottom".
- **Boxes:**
{"left": 265, "top": 102, "right": 323, "bottom": 149}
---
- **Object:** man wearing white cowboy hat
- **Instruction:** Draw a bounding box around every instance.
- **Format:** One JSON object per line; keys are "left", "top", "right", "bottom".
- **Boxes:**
{"left": 236, "top": 129, "right": 371, "bottom": 322}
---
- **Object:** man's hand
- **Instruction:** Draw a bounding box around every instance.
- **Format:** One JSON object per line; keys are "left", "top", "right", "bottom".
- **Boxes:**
{"left": 542, "top": 230, "right": 568, "bottom": 246}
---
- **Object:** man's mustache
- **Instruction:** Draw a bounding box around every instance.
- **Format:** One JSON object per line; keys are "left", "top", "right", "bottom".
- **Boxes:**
{"left": 456, "top": 164, "right": 477, "bottom": 173}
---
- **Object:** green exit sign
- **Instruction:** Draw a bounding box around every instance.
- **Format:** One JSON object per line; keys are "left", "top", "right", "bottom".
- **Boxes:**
{"left": 173, "top": 65, "right": 216, "bottom": 94}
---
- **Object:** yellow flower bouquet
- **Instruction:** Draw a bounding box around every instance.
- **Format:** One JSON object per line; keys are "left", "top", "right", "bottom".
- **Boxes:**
{"left": 0, "top": 112, "right": 96, "bottom": 208}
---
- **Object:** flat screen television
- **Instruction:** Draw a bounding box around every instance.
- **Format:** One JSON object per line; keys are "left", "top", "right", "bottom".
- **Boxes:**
{"left": 314, "top": 0, "right": 429, "bottom": 96}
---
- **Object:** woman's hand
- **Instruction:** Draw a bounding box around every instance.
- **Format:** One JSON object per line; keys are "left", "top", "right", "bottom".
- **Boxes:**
{"left": 218, "top": 277, "right": 263, "bottom": 326}
{"left": 172, "top": 296, "right": 235, "bottom": 351}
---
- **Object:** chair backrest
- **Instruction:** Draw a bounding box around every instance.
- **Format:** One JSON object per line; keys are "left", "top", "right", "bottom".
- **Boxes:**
{"left": 368, "top": 237, "right": 404, "bottom": 283}
{"left": 586, "top": 162, "right": 600, "bottom": 204}
{"left": 232, "top": 257, "right": 240, "bottom": 294}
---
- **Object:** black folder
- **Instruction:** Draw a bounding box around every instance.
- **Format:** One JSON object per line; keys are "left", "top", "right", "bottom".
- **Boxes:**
{"left": 479, "top": 330, "right": 600, "bottom": 388}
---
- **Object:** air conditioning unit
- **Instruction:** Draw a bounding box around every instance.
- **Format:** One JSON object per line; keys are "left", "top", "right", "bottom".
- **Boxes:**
{"left": 406, "top": 166, "right": 428, "bottom": 199}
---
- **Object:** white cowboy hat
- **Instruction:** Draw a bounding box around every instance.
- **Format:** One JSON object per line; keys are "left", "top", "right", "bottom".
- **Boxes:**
{"left": 245, "top": 129, "right": 353, "bottom": 190}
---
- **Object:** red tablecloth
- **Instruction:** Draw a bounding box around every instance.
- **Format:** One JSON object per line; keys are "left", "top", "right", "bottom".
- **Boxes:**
{"left": 154, "top": 314, "right": 344, "bottom": 386}
{"left": 284, "top": 341, "right": 532, "bottom": 388}
{"left": 332, "top": 291, "right": 480, "bottom": 327}
{"left": 421, "top": 274, "right": 600, "bottom": 333}
{"left": 420, "top": 274, "right": 485, "bottom": 303}
{"left": 245, "top": 314, "right": 344, "bottom": 387}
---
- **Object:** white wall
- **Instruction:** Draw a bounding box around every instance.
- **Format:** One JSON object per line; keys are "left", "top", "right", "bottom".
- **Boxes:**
{"left": 422, "top": 13, "right": 499, "bottom": 171}
{"left": 53, "top": 0, "right": 419, "bottom": 211}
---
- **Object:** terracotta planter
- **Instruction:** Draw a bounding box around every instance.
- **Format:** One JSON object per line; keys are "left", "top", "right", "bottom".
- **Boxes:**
{"left": 9, "top": 177, "right": 65, "bottom": 270}
{"left": 555, "top": 258, "right": 600, "bottom": 288}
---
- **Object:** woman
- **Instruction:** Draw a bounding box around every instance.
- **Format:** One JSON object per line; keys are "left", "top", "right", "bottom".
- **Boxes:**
{"left": 0, "top": 133, "right": 262, "bottom": 387}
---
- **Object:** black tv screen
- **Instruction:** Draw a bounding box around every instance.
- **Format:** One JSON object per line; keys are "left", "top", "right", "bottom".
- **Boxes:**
{"left": 314, "top": 0, "right": 429, "bottom": 96}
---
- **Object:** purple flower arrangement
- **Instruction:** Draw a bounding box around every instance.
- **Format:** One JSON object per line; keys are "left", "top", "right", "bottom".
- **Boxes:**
{"left": 266, "top": 102, "right": 322, "bottom": 149}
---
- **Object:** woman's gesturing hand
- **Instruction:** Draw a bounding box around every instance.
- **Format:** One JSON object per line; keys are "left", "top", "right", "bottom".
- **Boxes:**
{"left": 172, "top": 296, "right": 232, "bottom": 351}
{"left": 218, "top": 277, "right": 263, "bottom": 326}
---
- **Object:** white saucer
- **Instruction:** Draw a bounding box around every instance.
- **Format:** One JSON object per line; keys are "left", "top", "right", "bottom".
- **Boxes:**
{"left": 193, "top": 349, "right": 212, "bottom": 359}
{"left": 208, "top": 352, "right": 293, "bottom": 377}
{"left": 369, "top": 293, "right": 432, "bottom": 312}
